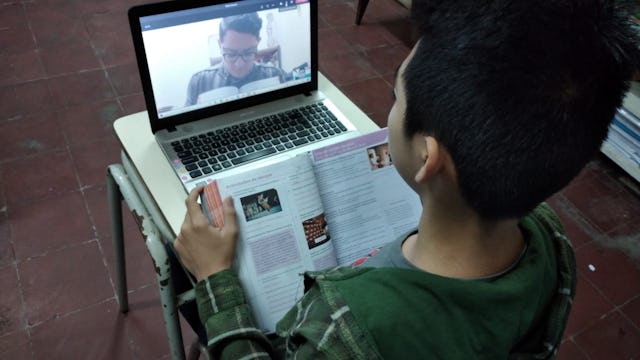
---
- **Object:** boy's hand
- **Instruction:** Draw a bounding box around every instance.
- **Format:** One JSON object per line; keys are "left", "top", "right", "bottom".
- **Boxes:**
{"left": 174, "top": 186, "right": 239, "bottom": 282}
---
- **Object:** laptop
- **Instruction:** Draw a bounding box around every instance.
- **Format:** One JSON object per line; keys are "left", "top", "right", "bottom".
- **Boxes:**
{"left": 128, "top": 0, "right": 359, "bottom": 192}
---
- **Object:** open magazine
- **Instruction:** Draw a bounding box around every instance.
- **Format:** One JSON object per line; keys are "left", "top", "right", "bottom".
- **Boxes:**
{"left": 200, "top": 128, "right": 422, "bottom": 332}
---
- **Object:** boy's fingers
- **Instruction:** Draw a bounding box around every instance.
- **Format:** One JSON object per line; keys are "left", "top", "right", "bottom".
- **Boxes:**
{"left": 222, "top": 197, "right": 239, "bottom": 234}
{"left": 185, "top": 186, "right": 206, "bottom": 223}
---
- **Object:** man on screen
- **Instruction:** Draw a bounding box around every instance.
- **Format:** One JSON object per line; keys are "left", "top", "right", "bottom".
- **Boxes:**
{"left": 185, "top": 12, "right": 289, "bottom": 106}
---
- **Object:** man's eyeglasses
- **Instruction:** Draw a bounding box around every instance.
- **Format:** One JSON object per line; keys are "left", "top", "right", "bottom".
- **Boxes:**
{"left": 222, "top": 49, "right": 258, "bottom": 62}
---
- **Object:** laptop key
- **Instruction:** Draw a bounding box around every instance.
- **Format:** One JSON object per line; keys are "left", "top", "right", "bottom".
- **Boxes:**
{"left": 185, "top": 164, "right": 198, "bottom": 171}
{"left": 276, "top": 144, "right": 285, "bottom": 151}
{"left": 182, "top": 156, "right": 198, "bottom": 165}
{"left": 293, "top": 138, "right": 309, "bottom": 146}
{"left": 202, "top": 167, "right": 213, "bottom": 174}
{"left": 222, "top": 161, "right": 232, "bottom": 168}
{"left": 189, "top": 170, "right": 202, "bottom": 178}
{"left": 231, "top": 147, "right": 277, "bottom": 165}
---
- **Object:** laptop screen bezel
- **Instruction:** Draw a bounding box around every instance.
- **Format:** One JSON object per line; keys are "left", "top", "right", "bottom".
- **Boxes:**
{"left": 128, "top": 0, "right": 318, "bottom": 134}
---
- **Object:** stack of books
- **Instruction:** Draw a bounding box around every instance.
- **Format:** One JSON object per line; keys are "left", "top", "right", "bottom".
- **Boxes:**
{"left": 601, "top": 82, "right": 640, "bottom": 183}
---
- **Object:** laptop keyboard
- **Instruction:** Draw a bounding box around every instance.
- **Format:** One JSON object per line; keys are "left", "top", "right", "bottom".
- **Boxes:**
{"left": 170, "top": 102, "right": 348, "bottom": 180}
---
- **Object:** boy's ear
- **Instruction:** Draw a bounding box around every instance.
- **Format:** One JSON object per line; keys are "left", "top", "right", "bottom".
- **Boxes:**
{"left": 414, "top": 135, "right": 441, "bottom": 183}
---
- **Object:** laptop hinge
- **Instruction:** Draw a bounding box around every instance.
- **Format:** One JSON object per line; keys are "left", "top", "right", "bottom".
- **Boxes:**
{"left": 304, "top": 91, "right": 312, "bottom": 96}
{"left": 166, "top": 125, "right": 177, "bottom": 133}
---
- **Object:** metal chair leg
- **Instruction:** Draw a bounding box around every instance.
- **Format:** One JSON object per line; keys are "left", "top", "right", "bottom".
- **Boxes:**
{"left": 107, "top": 162, "right": 186, "bottom": 359}
{"left": 355, "top": 0, "right": 370, "bottom": 25}
{"left": 107, "top": 165, "right": 129, "bottom": 313}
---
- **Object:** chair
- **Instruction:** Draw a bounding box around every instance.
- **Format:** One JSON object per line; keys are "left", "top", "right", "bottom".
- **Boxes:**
{"left": 355, "top": 0, "right": 412, "bottom": 25}
{"left": 106, "top": 151, "right": 208, "bottom": 360}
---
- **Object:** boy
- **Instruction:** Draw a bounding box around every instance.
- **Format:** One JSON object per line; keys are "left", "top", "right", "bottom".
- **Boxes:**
{"left": 185, "top": 13, "right": 289, "bottom": 106}
{"left": 174, "top": 0, "right": 639, "bottom": 358}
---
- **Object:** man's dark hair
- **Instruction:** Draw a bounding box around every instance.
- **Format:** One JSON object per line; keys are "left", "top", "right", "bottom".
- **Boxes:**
{"left": 219, "top": 13, "right": 262, "bottom": 40}
{"left": 404, "top": 0, "right": 640, "bottom": 220}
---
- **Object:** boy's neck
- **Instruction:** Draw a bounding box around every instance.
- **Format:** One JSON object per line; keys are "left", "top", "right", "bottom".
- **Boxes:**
{"left": 402, "top": 197, "right": 525, "bottom": 279}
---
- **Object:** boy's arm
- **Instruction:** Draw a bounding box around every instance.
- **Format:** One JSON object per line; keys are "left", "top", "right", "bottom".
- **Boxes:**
{"left": 195, "top": 269, "right": 274, "bottom": 359}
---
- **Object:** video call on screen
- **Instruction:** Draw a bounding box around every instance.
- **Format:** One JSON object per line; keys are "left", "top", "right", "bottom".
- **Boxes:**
{"left": 139, "top": 0, "right": 312, "bottom": 118}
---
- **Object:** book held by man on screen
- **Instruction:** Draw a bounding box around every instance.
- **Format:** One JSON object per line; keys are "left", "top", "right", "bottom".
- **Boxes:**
{"left": 200, "top": 128, "right": 423, "bottom": 332}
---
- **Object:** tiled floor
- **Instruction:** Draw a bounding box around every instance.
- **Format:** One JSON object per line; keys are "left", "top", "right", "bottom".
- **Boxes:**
{"left": 1, "top": 0, "right": 640, "bottom": 358}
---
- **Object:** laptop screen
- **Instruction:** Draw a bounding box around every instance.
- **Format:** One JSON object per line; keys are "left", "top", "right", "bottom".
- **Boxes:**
{"left": 129, "top": 0, "right": 317, "bottom": 133}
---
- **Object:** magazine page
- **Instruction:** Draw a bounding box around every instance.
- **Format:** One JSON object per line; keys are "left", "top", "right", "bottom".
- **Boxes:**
{"left": 309, "top": 128, "right": 423, "bottom": 265}
{"left": 201, "top": 154, "right": 338, "bottom": 331}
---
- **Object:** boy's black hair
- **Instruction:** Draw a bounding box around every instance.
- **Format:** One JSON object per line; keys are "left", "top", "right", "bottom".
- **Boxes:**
{"left": 219, "top": 13, "right": 262, "bottom": 40}
{"left": 404, "top": 0, "right": 640, "bottom": 220}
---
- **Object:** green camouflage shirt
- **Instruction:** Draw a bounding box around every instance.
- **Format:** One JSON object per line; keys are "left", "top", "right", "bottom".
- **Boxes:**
{"left": 195, "top": 203, "right": 576, "bottom": 359}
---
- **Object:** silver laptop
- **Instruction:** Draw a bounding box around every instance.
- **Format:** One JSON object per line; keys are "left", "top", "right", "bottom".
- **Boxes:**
{"left": 128, "top": 0, "right": 358, "bottom": 192}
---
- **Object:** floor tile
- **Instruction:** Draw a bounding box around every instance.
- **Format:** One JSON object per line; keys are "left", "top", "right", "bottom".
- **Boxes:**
{"left": 0, "top": 28, "right": 37, "bottom": 55}
{"left": 69, "top": 137, "right": 121, "bottom": 187}
{"left": 83, "top": 184, "right": 139, "bottom": 241}
{"left": 47, "top": 69, "right": 116, "bottom": 107}
{"left": 341, "top": 77, "right": 394, "bottom": 118}
{"left": 0, "top": 80, "right": 54, "bottom": 120}
{"left": 125, "top": 285, "right": 172, "bottom": 359}
{"left": 0, "top": 112, "right": 66, "bottom": 160}
{"left": 563, "top": 273, "right": 614, "bottom": 337}
{"left": 319, "top": 50, "right": 378, "bottom": 86}
{"left": 574, "top": 241, "right": 640, "bottom": 306}
{"left": 118, "top": 93, "right": 146, "bottom": 114}
{"left": 572, "top": 311, "right": 640, "bottom": 359}
{"left": 40, "top": 40, "right": 101, "bottom": 76}
{"left": 0, "top": 212, "right": 13, "bottom": 267}
{"left": 357, "top": 0, "right": 407, "bottom": 23}
{"left": 319, "top": 3, "right": 357, "bottom": 27}
{"left": 335, "top": 23, "right": 396, "bottom": 51}
{"left": 0, "top": 329, "right": 32, "bottom": 360}
{"left": 557, "top": 340, "right": 588, "bottom": 360}
{"left": 76, "top": 0, "right": 132, "bottom": 17}
{"left": 562, "top": 161, "right": 640, "bottom": 234}
{"left": 375, "top": 17, "right": 416, "bottom": 47}
{"left": 85, "top": 11, "right": 131, "bottom": 44}
{"left": 29, "top": 299, "right": 135, "bottom": 360}
{"left": 91, "top": 31, "right": 138, "bottom": 68}
{"left": 0, "top": 149, "right": 78, "bottom": 206}
{"left": 0, "top": 3, "right": 27, "bottom": 30}
{"left": 318, "top": 28, "right": 353, "bottom": 57}
{"left": 86, "top": 12, "right": 136, "bottom": 67}
{"left": 362, "top": 43, "right": 410, "bottom": 76}
{"left": 0, "top": 264, "right": 25, "bottom": 336}
{"left": 9, "top": 191, "right": 95, "bottom": 261}
{"left": 18, "top": 241, "right": 113, "bottom": 325}
{"left": 57, "top": 99, "right": 122, "bottom": 146}
{"left": 105, "top": 62, "right": 143, "bottom": 97}
{"left": 99, "top": 225, "right": 157, "bottom": 292}
{"left": 621, "top": 295, "right": 640, "bottom": 329}
{"left": 546, "top": 194, "right": 602, "bottom": 249}
{"left": 26, "top": 5, "right": 88, "bottom": 49}
{"left": 0, "top": 50, "right": 47, "bottom": 88}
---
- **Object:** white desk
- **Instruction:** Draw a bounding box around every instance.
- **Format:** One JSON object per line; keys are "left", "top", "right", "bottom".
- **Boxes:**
{"left": 114, "top": 73, "right": 380, "bottom": 236}
{"left": 109, "top": 73, "right": 379, "bottom": 359}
